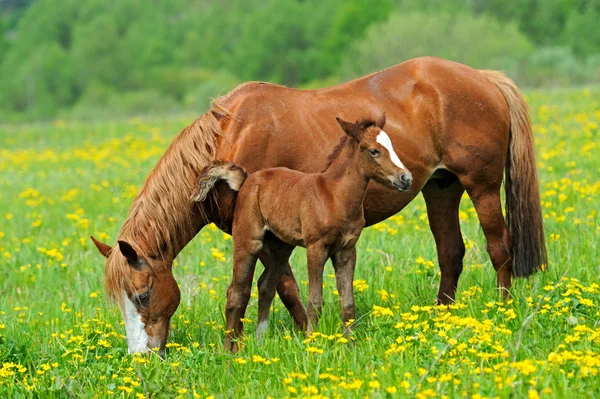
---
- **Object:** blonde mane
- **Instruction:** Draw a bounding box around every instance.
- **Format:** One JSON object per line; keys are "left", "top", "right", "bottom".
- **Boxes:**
{"left": 104, "top": 100, "right": 232, "bottom": 303}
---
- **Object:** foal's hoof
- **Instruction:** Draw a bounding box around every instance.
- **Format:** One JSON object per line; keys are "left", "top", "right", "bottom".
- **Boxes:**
{"left": 256, "top": 320, "right": 268, "bottom": 346}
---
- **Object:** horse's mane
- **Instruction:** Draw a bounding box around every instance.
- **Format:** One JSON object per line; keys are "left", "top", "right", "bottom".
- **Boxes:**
{"left": 104, "top": 99, "right": 232, "bottom": 303}
{"left": 321, "top": 117, "right": 379, "bottom": 172}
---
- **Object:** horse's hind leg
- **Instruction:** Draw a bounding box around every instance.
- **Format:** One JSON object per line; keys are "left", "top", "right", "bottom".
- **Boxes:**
{"left": 462, "top": 180, "right": 512, "bottom": 295}
{"left": 422, "top": 175, "right": 466, "bottom": 304}
{"left": 256, "top": 235, "right": 294, "bottom": 342}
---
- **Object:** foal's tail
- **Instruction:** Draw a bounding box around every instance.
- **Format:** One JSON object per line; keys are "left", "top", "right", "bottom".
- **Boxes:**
{"left": 193, "top": 161, "right": 248, "bottom": 202}
{"left": 481, "top": 70, "right": 548, "bottom": 277}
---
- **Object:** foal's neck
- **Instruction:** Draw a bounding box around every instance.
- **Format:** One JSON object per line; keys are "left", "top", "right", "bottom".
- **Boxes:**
{"left": 322, "top": 140, "right": 370, "bottom": 218}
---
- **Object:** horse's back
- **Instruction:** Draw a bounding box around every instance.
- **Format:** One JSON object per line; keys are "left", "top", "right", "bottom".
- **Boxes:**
{"left": 216, "top": 57, "right": 513, "bottom": 224}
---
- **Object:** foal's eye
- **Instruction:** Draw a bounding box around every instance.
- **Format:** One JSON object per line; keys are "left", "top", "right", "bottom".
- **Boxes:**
{"left": 369, "top": 149, "right": 381, "bottom": 157}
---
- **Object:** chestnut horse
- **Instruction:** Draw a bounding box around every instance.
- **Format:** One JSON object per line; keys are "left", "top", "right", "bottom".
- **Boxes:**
{"left": 194, "top": 115, "right": 411, "bottom": 350}
{"left": 91, "top": 57, "right": 546, "bottom": 355}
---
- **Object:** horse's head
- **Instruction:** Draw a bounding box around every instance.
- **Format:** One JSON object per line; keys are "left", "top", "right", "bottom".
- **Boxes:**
{"left": 336, "top": 113, "right": 412, "bottom": 191}
{"left": 91, "top": 236, "right": 180, "bottom": 356}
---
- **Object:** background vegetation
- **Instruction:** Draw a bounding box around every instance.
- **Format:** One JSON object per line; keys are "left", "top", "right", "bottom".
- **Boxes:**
{"left": 1, "top": 0, "right": 600, "bottom": 121}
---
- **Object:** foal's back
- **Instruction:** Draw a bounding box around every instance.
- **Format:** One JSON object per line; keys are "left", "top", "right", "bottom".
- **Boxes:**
{"left": 234, "top": 166, "right": 333, "bottom": 247}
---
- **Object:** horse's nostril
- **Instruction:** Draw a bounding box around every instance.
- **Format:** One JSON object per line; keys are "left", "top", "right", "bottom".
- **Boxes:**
{"left": 400, "top": 174, "right": 408, "bottom": 183}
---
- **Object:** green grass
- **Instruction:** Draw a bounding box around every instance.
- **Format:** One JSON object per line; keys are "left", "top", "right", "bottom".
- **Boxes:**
{"left": 0, "top": 89, "right": 599, "bottom": 398}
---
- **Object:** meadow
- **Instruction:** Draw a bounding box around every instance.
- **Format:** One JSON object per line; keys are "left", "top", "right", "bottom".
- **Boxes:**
{"left": 0, "top": 88, "right": 598, "bottom": 398}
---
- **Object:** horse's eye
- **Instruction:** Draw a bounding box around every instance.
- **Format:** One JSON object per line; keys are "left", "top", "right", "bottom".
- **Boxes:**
{"left": 137, "top": 291, "right": 150, "bottom": 303}
{"left": 369, "top": 149, "right": 381, "bottom": 157}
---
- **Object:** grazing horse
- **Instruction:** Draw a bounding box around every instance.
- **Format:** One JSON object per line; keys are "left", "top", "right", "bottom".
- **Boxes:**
{"left": 91, "top": 57, "right": 547, "bottom": 354}
{"left": 194, "top": 114, "right": 412, "bottom": 351}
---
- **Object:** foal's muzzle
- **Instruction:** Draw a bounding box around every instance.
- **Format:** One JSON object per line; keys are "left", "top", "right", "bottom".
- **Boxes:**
{"left": 392, "top": 172, "right": 412, "bottom": 191}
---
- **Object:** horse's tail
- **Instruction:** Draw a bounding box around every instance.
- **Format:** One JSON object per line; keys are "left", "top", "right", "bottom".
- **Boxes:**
{"left": 481, "top": 70, "right": 547, "bottom": 277}
{"left": 193, "top": 161, "right": 248, "bottom": 203}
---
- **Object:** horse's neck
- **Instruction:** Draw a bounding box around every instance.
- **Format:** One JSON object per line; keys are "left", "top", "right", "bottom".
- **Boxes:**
{"left": 321, "top": 141, "right": 370, "bottom": 218}
{"left": 171, "top": 211, "right": 207, "bottom": 257}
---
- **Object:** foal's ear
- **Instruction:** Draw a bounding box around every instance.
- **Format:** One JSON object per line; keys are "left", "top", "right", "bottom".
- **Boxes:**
{"left": 376, "top": 112, "right": 386, "bottom": 129}
{"left": 91, "top": 236, "right": 112, "bottom": 258}
{"left": 117, "top": 240, "right": 142, "bottom": 268}
{"left": 336, "top": 117, "right": 361, "bottom": 141}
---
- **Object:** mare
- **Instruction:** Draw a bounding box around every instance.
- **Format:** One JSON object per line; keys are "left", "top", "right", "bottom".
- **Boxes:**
{"left": 91, "top": 57, "right": 547, "bottom": 354}
{"left": 194, "top": 114, "right": 412, "bottom": 351}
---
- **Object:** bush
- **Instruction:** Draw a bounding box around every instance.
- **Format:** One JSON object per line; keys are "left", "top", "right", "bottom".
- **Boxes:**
{"left": 521, "top": 47, "right": 587, "bottom": 87}
{"left": 69, "top": 87, "right": 178, "bottom": 120}
{"left": 339, "top": 12, "right": 533, "bottom": 81}
{"left": 563, "top": 7, "right": 600, "bottom": 57}
{"left": 183, "top": 71, "right": 241, "bottom": 112}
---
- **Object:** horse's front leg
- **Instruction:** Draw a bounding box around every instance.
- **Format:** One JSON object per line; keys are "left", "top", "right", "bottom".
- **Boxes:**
{"left": 331, "top": 245, "right": 357, "bottom": 336}
{"left": 305, "top": 243, "right": 329, "bottom": 334}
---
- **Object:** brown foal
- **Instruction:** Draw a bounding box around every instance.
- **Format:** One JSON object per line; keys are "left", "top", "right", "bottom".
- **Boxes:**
{"left": 194, "top": 114, "right": 411, "bottom": 351}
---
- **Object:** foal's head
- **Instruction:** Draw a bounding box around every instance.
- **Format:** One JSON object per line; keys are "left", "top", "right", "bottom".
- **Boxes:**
{"left": 336, "top": 114, "right": 412, "bottom": 191}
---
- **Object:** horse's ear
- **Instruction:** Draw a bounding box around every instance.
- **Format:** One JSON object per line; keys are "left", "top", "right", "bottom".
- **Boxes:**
{"left": 212, "top": 110, "right": 224, "bottom": 121}
{"left": 376, "top": 112, "right": 386, "bottom": 129}
{"left": 91, "top": 236, "right": 112, "bottom": 258}
{"left": 336, "top": 117, "right": 361, "bottom": 141}
{"left": 117, "top": 240, "right": 141, "bottom": 268}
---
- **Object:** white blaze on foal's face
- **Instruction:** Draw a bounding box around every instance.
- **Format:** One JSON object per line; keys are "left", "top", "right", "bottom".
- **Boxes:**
{"left": 376, "top": 130, "right": 405, "bottom": 169}
{"left": 121, "top": 293, "right": 149, "bottom": 353}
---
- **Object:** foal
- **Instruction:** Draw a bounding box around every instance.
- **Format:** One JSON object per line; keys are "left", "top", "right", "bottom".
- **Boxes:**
{"left": 194, "top": 114, "right": 412, "bottom": 351}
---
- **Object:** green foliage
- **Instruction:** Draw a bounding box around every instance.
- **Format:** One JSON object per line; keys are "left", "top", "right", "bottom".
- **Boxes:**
{"left": 2, "top": 0, "right": 600, "bottom": 120}
{"left": 563, "top": 4, "right": 600, "bottom": 56}
{"left": 340, "top": 12, "right": 533, "bottom": 81}
{"left": 182, "top": 70, "right": 241, "bottom": 111}
{"left": 521, "top": 47, "right": 598, "bottom": 86}
{"left": 0, "top": 0, "right": 363, "bottom": 119}
{"left": 318, "top": 0, "right": 394, "bottom": 76}
{"left": 473, "top": 0, "right": 600, "bottom": 56}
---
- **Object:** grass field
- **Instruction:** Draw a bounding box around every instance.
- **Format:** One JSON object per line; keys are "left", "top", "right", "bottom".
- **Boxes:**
{"left": 0, "top": 88, "right": 599, "bottom": 398}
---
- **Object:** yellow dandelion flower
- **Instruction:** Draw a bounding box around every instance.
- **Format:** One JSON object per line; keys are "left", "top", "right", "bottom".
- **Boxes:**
{"left": 306, "top": 346, "right": 324, "bottom": 355}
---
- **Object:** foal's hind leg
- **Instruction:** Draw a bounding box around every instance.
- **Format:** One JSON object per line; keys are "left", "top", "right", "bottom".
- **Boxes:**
{"left": 306, "top": 243, "right": 330, "bottom": 334}
{"left": 462, "top": 181, "right": 512, "bottom": 296}
{"left": 275, "top": 265, "right": 308, "bottom": 330}
{"left": 256, "top": 236, "right": 294, "bottom": 342}
{"left": 422, "top": 177, "right": 466, "bottom": 304}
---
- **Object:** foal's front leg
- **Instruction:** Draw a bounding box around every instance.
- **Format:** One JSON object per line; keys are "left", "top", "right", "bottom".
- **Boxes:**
{"left": 331, "top": 245, "right": 357, "bottom": 336}
{"left": 306, "top": 243, "right": 329, "bottom": 334}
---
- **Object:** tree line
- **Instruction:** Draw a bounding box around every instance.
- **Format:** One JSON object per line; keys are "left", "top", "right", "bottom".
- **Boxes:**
{"left": 1, "top": 0, "right": 599, "bottom": 120}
